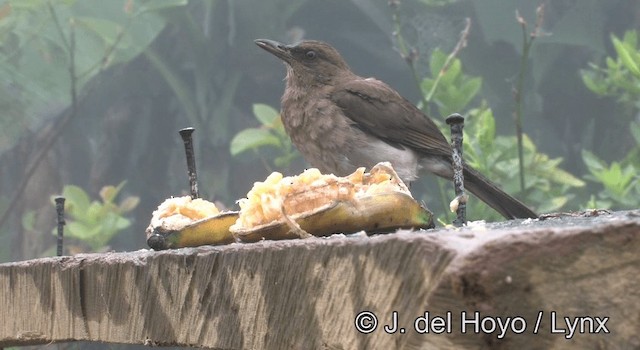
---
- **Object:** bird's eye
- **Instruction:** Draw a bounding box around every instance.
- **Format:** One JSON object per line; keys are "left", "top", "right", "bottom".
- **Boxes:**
{"left": 305, "top": 50, "right": 317, "bottom": 59}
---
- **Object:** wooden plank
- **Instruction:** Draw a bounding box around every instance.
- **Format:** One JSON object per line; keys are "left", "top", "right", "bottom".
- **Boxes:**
{"left": 1, "top": 210, "right": 639, "bottom": 349}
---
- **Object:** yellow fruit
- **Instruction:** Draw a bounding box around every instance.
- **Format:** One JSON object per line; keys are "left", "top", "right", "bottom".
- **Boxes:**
{"left": 233, "top": 191, "right": 433, "bottom": 242}
{"left": 231, "top": 162, "right": 433, "bottom": 241}
{"left": 145, "top": 196, "right": 236, "bottom": 250}
{"left": 146, "top": 162, "right": 434, "bottom": 249}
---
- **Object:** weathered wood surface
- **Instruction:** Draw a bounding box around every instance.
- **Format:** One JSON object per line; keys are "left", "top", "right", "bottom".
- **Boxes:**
{"left": 1, "top": 210, "right": 639, "bottom": 349}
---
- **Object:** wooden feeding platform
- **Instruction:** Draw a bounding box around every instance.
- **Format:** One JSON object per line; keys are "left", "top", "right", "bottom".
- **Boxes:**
{"left": 1, "top": 210, "right": 639, "bottom": 349}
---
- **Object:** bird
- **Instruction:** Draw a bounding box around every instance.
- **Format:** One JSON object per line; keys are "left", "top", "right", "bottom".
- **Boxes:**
{"left": 254, "top": 39, "right": 537, "bottom": 219}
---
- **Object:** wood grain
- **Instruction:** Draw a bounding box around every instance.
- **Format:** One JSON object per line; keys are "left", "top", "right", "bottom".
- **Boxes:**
{"left": 1, "top": 210, "right": 639, "bottom": 349}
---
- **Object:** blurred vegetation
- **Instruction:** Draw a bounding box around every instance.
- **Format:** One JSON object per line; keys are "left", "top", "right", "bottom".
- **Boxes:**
{"left": 53, "top": 181, "right": 139, "bottom": 252}
{"left": 393, "top": 5, "right": 585, "bottom": 222}
{"left": 463, "top": 105, "right": 585, "bottom": 220}
{"left": 230, "top": 103, "right": 299, "bottom": 173}
{"left": 421, "top": 48, "right": 481, "bottom": 118}
{"left": 0, "top": 0, "right": 639, "bottom": 263}
{"left": 0, "top": 0, "right": 173, "bottom": 153}
{"left": 24, "top": 181, "right": 139, "bottom": 255}
{"left": 580, "top": 30, "right": 640, "bottom": 209}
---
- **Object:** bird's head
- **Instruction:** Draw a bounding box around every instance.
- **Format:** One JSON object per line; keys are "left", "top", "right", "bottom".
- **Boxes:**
{"left": 255, "top": 39, "right": 352, "bottom": 86}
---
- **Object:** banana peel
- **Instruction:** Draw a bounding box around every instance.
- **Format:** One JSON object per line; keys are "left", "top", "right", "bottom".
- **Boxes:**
{"left": 232, "top": 191, "right": 433, "bottom": 242}
{"left": 145, "top": 196, "right": 237, "bottom": 250}
{"left": 146, "top": 162, "right": 434, "bottom": 250}
{"left": 147, "top": 191, "right": 433, "bottom": 248}
{"left": 147, "top": 211, "right": 238, "bottom": 250}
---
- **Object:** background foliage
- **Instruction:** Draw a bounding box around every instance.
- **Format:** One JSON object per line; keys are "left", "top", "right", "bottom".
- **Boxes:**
{"left": 1, "top": 0, "right": 639, "bottom": 263}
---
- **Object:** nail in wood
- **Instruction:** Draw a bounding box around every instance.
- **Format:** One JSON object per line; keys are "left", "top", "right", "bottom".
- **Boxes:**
{"left": 446, "top": 113, "right": 467, "bottom": 226}
{"left": 179, "top": 127, "right": 199, "bottom": 199}
{"left": 54, "top": 196, "right": 66, "bottom": 256}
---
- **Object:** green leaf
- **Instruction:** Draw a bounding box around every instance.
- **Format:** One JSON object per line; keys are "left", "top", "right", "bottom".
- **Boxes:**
{"left": 272, "top": 116, "right": 288, "bottom": 138}
{"left": 476, "top": 108, "right": 496, "bottom": 154}
{"left": 49, "top": 182, "right": 136, "bottom": 250}
{"left": 65, "top": 221, "right": 100, "bottom": 241}
{"left": 99, "top": 181, "right": 126, "bottom": 203}
{"left": 113, "top": 215, "right": 132, "bottom": 231}
{"left": 420, "top": 78, "right": 435, "bottom": 97}
{"left": 456, "top": 77, "right": 482, "bottom": 110}
{"left": 230, "top": 128, "right": 280, "bottom": 155}
{"left": 74, "top": 16, "right": 123, "bottom": 47}
{"left": 253, "top": 103, "right": 280, "bottom": 126}
{"left": 605, "top": 56, "right": 618, "bottom": 70}
{"left": 119, "top": 196, "right": 140, "bottom": 212}
{"left": 580, "top": 70, "right": 608, "bottom": 96}
{"left": 602, "top": 164, "right": 622, "bottom": 189}
{"left": 612, "top": 35, "right": 640, "bottom": 78}
{"left": 581, "top": 150, "right": 606, "bottom": 174}
{"left": 547, "top": 168, "right": 586, "bottom": 187}
{"left": 440, "top": 58, "right": 460, "bottom": 86}
{"left": 99, "top": 186, "right": 117, "bottom": 203}
{"left": 84, "top": 201, "right": 103, "bottom": 224}
{"left": 429, "top": 49, "right": 447, "bottom": 77}
{"left": 0, "top": 0, "right": 167, "bottom": 155}
{"left": 102, "top": 212, "right": 131, "bottom": 237}
{"left": 138, "top": 0, "right": 188, "bottom": 14}
{"left": 61, "top": 185, "right": 91, "bottom": 216}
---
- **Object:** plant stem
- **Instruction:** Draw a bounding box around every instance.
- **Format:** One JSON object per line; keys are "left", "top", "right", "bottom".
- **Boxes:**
{"left": 514, "top": 35, "right": 530, "bottom": 192}
{"left": 513, "top": 6, "right": 544, "bottom": 192}
{"left": 390, "top": 5, "right": 472, "bottom": 219}
{"left": 390, "top": 5, "right": 473, "bottom": 220}
{"left": 391, "top": 6, "right": 428, "bottom": 110}
{"left": 0, "top": 4, "right": 80, "bottom": 230}
{"left": 425, "top": 18, "right": 471, "bottom": 104}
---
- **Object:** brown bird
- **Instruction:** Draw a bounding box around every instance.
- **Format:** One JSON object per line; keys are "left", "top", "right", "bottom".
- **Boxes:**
{"left": 255, "top": 39, "right": 537, "bottom": 219}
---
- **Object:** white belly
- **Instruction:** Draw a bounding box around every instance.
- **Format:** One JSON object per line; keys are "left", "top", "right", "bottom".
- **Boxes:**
{"left": 343, "top": 135, "right": 420, "bottom": 183}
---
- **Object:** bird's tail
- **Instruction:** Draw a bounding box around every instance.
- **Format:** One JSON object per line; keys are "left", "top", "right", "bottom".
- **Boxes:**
{"left": 463, "top": 165, "right": 538, "bottom": 219}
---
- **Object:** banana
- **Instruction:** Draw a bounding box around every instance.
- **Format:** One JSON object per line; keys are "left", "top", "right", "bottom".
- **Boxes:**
{"left": 147, "top": 211, "right": 238, "bottom": 250}
{"left": 232, "top": 192, "right": 433, "bottom": 242}
{"left": 147, "top": 162, "right": 434, "bottom": 249}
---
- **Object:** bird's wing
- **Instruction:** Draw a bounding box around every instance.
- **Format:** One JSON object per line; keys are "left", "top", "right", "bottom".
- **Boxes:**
{"left": 330, "top": 78, "right": 452, "bottom": 158}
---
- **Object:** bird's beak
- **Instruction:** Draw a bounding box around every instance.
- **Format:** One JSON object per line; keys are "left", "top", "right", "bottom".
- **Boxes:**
{"left": 255, "top": 39, "right": 292, "bottom": 63}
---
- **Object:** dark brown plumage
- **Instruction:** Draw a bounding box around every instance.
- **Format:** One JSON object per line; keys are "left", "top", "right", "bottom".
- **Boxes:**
{"left": 255, "top": 39, "right": 537, "bottom": 219}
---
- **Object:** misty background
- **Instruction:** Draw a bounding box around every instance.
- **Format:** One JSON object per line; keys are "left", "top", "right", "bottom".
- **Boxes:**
{"left": 1, "top": 0, "right": 639, "bottom": 263}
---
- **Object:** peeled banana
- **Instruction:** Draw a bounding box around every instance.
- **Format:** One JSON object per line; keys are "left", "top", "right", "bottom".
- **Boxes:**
{"left": 232, "top": 191, "right": 433, "bottom": 242}
{"left": 147, "top": 211, "right": 238, "bottom": 250}
{"left": 145, "top": 196, "right": 236, "bottom": 250}
{"left": 146, "top": 162, "right": 433, "bottom": 250}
